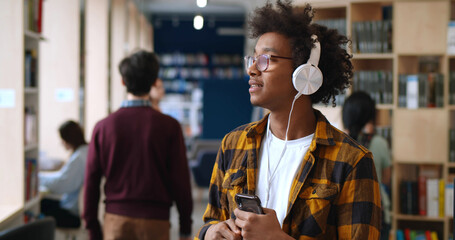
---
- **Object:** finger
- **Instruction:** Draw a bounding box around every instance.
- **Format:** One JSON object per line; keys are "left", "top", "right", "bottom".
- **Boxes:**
{"left": 262, "top": 207, "right": 277, "bottom": 216}
{"left": 234, "top": 216, "right": 246, "bottom": 229}
{"left": 225, "top": 219, "right": 241, "bottom": 235}
{"left": 234, "top": 207, "right": 250, "bottom": 220}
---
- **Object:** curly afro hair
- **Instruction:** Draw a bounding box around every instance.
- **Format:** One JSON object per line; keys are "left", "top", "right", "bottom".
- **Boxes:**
{"left": 248, "top": 0, "right": 353, "bottom": 106}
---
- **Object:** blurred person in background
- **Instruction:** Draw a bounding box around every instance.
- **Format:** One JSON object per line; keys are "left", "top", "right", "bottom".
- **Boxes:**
{"left": 39, "top": 120, "right": 88, "bottom": 228}
{"left": 83, "top": 50, "right": 193, "bottom": 240}
{"left": 342, "top": 90, "right": 392, "bottom": 240}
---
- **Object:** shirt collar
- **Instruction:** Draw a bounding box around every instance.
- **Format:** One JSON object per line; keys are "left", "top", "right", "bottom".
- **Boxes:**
{"left": 120, "top": 99, "right": 152, "bottom": 108}
{"left": 246, "top": 109, "right": 335, "bottom": 147}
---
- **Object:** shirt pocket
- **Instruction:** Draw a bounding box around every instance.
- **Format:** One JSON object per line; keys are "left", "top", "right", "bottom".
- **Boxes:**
{"left": 299, "top": 183, "right": 338, "bottom": 201}
{"left": 301, "top": 183, "right": 339, "bottom": 200}
{"left": 221, "top": 168, "right": 247, "bottom": 190}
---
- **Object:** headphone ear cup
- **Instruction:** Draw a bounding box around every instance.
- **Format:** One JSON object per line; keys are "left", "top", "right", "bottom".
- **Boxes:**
{"left": 292, "top": 63, "right": 323, "bottom": 95}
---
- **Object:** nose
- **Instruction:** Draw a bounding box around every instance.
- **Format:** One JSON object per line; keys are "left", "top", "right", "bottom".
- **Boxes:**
{"left": 247, "top": 63, "right": 260, "bottom": 77}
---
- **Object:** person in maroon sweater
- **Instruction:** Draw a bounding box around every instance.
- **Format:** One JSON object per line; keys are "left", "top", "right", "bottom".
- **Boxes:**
{"left": 83, "top": 50, "right": 193, "bottom": 240}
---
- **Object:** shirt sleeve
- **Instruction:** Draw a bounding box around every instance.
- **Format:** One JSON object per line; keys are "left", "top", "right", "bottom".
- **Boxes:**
{"left": 39, "top": 149, "right": 85, "bottom": 194}
{"left": 168, "top": 123, "right": 193, "bottom": 236}
{"left": 378, "top": 136, "right": 392, "bottom": 169}
{"left": 195, "top": 138, "right": 230, "bottom": 240}
{"left": 335, "top": 152, "right": 382, "bottom": 239}
{"left": 83, "top": 125, "right": 103, "bottom": 240}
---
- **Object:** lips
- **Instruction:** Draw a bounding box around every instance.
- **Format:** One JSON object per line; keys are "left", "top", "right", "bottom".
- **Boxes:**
{"left": 249, "top": 80, "right": 263, "bottom": 88}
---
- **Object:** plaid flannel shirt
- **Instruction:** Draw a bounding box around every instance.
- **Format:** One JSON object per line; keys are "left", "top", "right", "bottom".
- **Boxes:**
{"left": 195, "top": 110, "right": 381, "bottom": 239}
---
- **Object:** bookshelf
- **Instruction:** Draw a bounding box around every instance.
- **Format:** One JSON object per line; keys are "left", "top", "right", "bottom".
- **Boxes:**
{"left": 23, "top": 0, "right": 42, "bottom": 223}
{"left": 309, "top": 0, "right": 454, "bottom": 239}
{"left": 0, "top": 0, "right": 42, "bottom": 229}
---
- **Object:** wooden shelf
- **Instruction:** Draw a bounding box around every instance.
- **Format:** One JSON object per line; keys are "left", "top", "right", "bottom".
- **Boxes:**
{"left": 352, "top": 53, "right": 394, "bottom": 59}
{"left": 395, "top": 161, "right": 444, "bottom": 165}
{"left": 24, "top": 196, "right": 40, "bottom": 211}
{"left": 376, "top": 104, "right": 394, "bottom": 110}
{"left": 24, "top": 88, "right": 38, "bottom": 94}
{"left": 0, "top": 205, "right": 23, "bottom": 230}
{"left": 24, "top": 143, "right": 38, "bottom": 152}
{"left": 24, "top": 30, "right": 45, "bottom": 41}
{"left": 394, "top": 214, "right": 446, "bottom": 222}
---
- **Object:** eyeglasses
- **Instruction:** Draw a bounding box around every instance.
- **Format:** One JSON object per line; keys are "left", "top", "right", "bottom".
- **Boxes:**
{"left": 244, "top": 54, "right": 293, "bottom": 72}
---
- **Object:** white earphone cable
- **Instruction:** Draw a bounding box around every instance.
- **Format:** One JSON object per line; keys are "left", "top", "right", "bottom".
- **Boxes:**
{"left": 264, "top": 94, "right": 299, "bottom": 207}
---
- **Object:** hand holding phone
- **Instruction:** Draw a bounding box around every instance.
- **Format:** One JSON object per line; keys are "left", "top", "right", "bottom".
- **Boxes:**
{"left": 235, "top": 193, "right": 264, "bottom": 214}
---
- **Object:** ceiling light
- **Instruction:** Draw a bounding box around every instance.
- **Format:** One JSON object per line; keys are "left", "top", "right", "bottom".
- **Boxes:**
{"left": 196, "top": 0, "right": 207, "bottom": 8}
{"left": 193, "top": 15, "right": 204, "bottom": 30}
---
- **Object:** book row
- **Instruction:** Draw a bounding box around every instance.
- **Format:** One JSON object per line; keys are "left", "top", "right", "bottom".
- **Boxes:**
{"left": 314, "top": 18, "right": 346, "bottom": 36}
{"left": 24, "top": 106, "right": 38, "bottom": 147}
{"left": 351, "top": 19, "right": 392, "bottom": 54}
{"left": 24, "top": 158, "right": 38, "bottom": 202}
{"left": 25, "top": 50, "right": 38, "bottom": 88}
{"left": 399, "top": 165, "right": 454, "bottom": 217}
{"left": 447, "top": 71, "right": 455, "bottom": 105}
{"left": 159, "top": 53, "right": 243, "bottom": 67}
{"left": 396, "top": 229, "right": 442, "bottom": 240}
{"left": 24, "top": 0, "right": 43, "bottom": 33}
{"left": 352, "top": 70, "right": 393, "bottom": 105}
{"left": 398, "top": 73, "right": 444, "bottom": 109}
{"left": 449, "top": 129, "right": 455, "bottom": 163}
{"left": 400, "top": 178, "right": 453, "bottom": 217}
{"left": 159, "top": 66, "right": 244, "bottom": 81}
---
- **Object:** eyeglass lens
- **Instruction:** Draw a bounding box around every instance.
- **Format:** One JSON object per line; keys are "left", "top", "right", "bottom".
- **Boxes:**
{"left": 244, "top": 55, "right": 269, "bottom": 72}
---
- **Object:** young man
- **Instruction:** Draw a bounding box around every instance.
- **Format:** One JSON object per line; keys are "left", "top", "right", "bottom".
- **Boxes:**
{"left": 83, "top": 50, "right": 193, "bottom": 240}
{"left": 196, "top": 1, "right": 381, "bottom": 239}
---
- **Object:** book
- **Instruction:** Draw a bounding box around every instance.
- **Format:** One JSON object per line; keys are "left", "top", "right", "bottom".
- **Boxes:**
{"left": 406, "top": 75, "right": 419, "bottom": 109}
{"left": 37, "top": 0, "right": 43, "bottom": 33}
{"left": 438, "top": 179, "right": 445, "bottom": 217}
{"left": 427, "top": 178, "right": 440, "bottom": 217}
{"left": 445, "top": 182, "right": 453, "bottom": 217}
{"left": 418, "top": 175, "right": 427, "bottom": 215}
{"left": 430, "top": 231, "right": 439, "bottom": 240}
{"left": 448, "top": 21, "right": 455, "bottom": 54}
{"left": 419, "top": 165, "right": 440, "bottom": 216}
{"left": 396, "top": 229, "right": 405, "bottom": 240}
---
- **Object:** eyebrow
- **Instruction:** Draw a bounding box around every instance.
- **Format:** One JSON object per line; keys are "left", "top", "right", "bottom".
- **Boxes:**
{"left": 254, "top": 47, "right": 279, "bottom": 55}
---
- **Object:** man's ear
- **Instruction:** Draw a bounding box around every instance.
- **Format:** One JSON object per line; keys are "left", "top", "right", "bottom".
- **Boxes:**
{"left": 122, "top": 78, "right": 125, "bottom": 86}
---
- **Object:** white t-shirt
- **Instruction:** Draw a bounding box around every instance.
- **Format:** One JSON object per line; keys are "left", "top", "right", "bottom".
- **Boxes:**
{"left": 256, "top": 122, "right": 313, "bottom": 227}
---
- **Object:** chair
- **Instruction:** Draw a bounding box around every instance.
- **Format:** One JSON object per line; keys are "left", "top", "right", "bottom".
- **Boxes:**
{"left": 0, "top": 217, "right": 56, "bottom": 240}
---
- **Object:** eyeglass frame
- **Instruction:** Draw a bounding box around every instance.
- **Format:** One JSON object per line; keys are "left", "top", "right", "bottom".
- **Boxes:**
{"left": 244, "top": 54, "right": 293, "bottom": 72}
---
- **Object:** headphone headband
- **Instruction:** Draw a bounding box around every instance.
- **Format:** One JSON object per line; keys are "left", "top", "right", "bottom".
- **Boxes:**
{"left": 308, "top": 35, "right": 320, "bottom": 67}
{"left": 291, "top": 34, "right": 323, "bottom": 97}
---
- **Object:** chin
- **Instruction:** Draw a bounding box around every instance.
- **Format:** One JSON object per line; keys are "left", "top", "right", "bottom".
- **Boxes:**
{"left": 250, "top": 96, "right": 260, "bottom": 107}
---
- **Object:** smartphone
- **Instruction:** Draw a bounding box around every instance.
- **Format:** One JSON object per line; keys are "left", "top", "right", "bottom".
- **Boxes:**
{"left": 235, "top": 193, "right": 264, "bottom": 214}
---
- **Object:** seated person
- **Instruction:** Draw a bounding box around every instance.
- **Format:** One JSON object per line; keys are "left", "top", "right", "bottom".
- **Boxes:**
{"left": 39, "top": 120, "right": 88, "bottom": 228}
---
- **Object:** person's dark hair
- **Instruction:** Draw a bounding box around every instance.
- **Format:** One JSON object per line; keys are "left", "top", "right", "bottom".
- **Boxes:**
{"left": 342, "top": 91, "right": 376, "bottom": 140}
{"left": 248, "top": 0, "right": 353, "bottom": 105}
{"left": 118, "top": 50, "right": 160, "bottom": 96}
{"left": 59, "top": 120, "right": 87, "bottom": 151}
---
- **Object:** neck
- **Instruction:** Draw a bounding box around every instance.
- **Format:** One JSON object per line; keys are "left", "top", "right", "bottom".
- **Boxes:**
{"left": 268, "top": 97, "right": 316, "bottom": 140}
{"left": 151, "top": 101, "right": 161, "bottom": 111}
{"left": 127, "top": 93, "right": 149, "bottom": 101}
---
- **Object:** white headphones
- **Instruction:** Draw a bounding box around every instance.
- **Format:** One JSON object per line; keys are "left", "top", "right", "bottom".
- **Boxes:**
{"left": 292, "top": 35, "right": 323, "bottom": 98}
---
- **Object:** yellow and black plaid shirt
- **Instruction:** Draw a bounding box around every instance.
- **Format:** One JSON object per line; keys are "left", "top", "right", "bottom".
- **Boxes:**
{"left": 195, "top": 110, "right": 381, "bottom": 239}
